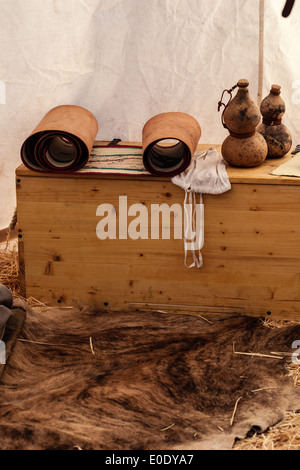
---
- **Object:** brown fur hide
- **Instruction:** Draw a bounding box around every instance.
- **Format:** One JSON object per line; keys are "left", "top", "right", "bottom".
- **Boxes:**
{"left": 0, "top": 301, "right": 299, "bottom": 450}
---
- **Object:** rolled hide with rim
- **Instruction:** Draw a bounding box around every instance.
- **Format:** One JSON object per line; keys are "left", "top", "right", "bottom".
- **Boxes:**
{"left": 21, "top": 105, "right": 98, "bottom": 173}
{"left": 142, "top": 112, "right": 201, "bottom": 176}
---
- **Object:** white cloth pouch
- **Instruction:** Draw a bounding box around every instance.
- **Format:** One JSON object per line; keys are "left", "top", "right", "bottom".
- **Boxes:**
{"left": 171, "top": 148, "right": 231, "bottom": 268}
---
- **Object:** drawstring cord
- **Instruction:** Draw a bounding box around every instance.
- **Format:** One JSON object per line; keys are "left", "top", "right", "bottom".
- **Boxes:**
{"left": 183, "top": 190, "right": 204, "bottom": 269}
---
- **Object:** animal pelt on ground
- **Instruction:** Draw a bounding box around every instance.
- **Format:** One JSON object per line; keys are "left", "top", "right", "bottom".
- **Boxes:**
{"left": 0, "top": 301, "right": 299, "bottom": 450}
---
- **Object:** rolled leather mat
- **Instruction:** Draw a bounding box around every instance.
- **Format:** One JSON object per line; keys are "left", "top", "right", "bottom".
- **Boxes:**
{"left": 142, "top": 112, "right": 201, "bottom": 176}
{"left": 0, "top": 283, "right": 13, "bottom": 310}
{"left": 20, "top": 105, "right": 98, "bottom": 173}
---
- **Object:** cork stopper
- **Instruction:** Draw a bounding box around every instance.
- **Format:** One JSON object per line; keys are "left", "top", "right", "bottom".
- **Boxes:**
{"left": 270, "top": 84, "right": 281, "bottom": 95}
{"left": 238, "top": 79, "right": 249, "bottom": 88}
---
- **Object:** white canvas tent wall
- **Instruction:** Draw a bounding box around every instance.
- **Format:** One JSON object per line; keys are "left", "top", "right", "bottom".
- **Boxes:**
{"left": 0, "top": 0, "right": 299, "bottom": 231}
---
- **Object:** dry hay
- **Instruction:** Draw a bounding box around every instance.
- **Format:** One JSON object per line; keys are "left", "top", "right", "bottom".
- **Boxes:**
{"left": 0, "top": 244, "right": 299, "bottom": 451}
{"left": 0, "top": 242, "right": 21, "bottom": 298}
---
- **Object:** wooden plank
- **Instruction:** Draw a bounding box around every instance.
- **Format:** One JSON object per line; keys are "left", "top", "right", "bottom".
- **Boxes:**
{"left": 21, "top": 273, "right": 300, "bottom": 320}
{"left": 18, "top": 243, "right": 300, "bottom": 287}
{"left": 17, "top": 179, "right": 300, "bottom": 261}
{"left": 16, "top": 141, "right": 300, "bottom": 186}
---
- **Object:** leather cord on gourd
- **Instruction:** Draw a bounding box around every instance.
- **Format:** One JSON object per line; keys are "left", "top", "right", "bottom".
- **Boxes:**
{"left": 262, "top": 118, "right": 282, "bottom": 126}
{"left": 228, "top": 130, "right": 256, "bottom": 139}
{"left": 218, "top": 84, "right": 238, "bottom": 130}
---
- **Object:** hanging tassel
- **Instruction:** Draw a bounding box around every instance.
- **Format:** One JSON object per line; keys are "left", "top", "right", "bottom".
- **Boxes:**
{"left": 183, "top": 190, "right": 204, "bottom": 269}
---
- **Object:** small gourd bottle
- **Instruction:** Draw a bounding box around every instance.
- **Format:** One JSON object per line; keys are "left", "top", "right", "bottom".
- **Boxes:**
{"left": 257, "top": 84, "right": 292, "bottom": 158}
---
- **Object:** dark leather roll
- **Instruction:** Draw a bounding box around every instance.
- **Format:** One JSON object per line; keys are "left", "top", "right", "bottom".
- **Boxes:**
{"left": 20, "top": 105, "right": 98, "bottom": 173}
{"left": 142, "top": 112, "right": 201, "bottom": 176}
{"left": 0, "top": 283, "right": 13, "bottom": 310}
{"left": 0, "top": 305, "right": 13, "bottom": 341}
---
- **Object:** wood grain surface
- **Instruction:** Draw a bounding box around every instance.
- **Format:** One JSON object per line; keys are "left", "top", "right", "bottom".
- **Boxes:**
{"left": 16, "top": 142, "right": 300, "bottom": 320}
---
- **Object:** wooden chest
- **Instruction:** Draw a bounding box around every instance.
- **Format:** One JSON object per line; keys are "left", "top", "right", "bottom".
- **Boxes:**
{"left": 16, "top": 142, "right": 300, "bottom": 321}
